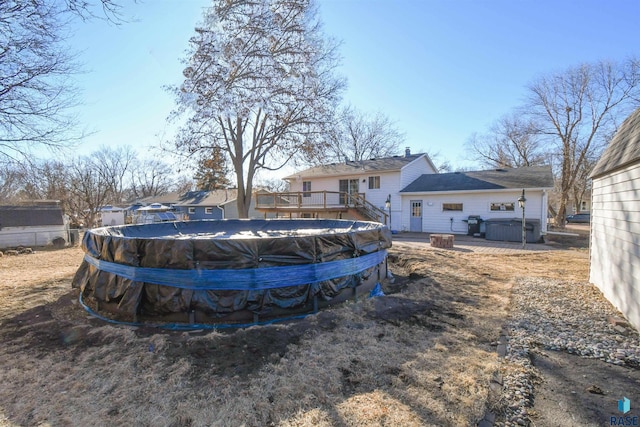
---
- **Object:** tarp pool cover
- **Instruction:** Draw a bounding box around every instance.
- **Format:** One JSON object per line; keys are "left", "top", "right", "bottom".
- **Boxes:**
{"left": 72, "top": 219, "right": 392, "bottom": 325}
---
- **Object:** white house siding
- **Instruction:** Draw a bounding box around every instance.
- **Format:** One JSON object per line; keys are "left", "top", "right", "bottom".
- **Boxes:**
{"left": 590, "top": 162, "right": 640, "bottom": 331}
{"left": 0, "top": 225, "right": 68, "bottom": 248}
{"left": 399, "top": 190, "right": 547, "bottom": 234}
{"left": 225, "top": 198, "right": 265, "bottom": 219}
{"left": 289, "top": 172, "right": 405, "bottom": 229}
{"left": 101, "top": 211, "right": 125, "bottom": 226}
{"left": 378, "top": 172, "right": 403, "bottom": 230}
{"left": 400, "top": 156, "right": 437, "bottom": 188}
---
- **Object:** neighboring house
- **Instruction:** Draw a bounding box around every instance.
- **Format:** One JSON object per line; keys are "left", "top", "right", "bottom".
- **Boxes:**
{"left": 141, "top": 189, "right": 268, "bottom": 220}
{"left": 0, "top": 203, "right": 69, "bottom": 248}
{"left": 256, "top": 148, "right": 437, "bottom": 229}
{"left": 99, "top": 205, "right": 125, "bottom": 226}
{"left": 568, "top": 190, "right": 592, "bottom": 214}
{"left": 548, "top": 189, "right": 592, "bottom": 219}
{"left": 136, "top": 193, "right": 184, "bottom": 207}
{"left": 589, "top": 107, "right": 640, "bottom": 331}
{"left": 175, "top": 189, "right": 263, "bottom": 220}
{"left": 399, "top": 166, "right": 554, "bottom": 234}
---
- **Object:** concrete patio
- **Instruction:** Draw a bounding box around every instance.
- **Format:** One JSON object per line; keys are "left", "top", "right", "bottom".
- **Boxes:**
{"left": 391, "top": 232, "right": 560, "bottom": 254}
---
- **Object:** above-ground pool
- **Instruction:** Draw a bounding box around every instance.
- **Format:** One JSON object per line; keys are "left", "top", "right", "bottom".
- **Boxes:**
{"left": 72, "top": 219, "right": 392, "bottom": 327}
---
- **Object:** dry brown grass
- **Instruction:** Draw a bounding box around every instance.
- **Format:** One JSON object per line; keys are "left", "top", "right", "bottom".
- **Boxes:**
{"left": 0, "top": 246, "right": 84, "bottom": 321}
{"left": 0, "top": 244, "right": 589, "bottom": 426}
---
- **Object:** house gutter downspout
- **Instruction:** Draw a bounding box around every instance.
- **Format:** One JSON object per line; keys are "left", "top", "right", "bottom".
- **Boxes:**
{"left": 541, "top": 189, "right": 547, "bottom": 234}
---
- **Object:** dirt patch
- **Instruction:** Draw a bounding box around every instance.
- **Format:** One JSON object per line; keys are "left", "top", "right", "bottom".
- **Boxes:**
{"left": 530, "top": 349, "right": 640, "bottom": 426}
{"left": 0, "top": 243, "right": 598, "bottom": 426}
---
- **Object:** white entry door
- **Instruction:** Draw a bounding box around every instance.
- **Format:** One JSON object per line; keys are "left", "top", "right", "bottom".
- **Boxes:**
{"left": 410, "top": 200, "right": 423, "bottom": 232}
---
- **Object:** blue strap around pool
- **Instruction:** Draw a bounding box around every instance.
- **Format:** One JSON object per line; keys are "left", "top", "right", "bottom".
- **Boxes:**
{"left": 83, "top": 250, "right": 387, "bottom": 291}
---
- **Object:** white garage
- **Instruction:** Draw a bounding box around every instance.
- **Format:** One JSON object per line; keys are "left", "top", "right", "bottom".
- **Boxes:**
{"left": 590, "top": 107, "right": 640, "bottom": 331}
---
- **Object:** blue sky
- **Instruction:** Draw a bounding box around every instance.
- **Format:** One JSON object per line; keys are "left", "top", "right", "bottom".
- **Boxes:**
{"left": 70, "top": 0, "right": 640, "bottom": 175}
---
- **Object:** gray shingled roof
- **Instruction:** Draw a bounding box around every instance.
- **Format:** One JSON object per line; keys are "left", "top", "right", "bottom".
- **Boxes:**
{"left": 0, "top": 206, "right": 65, "bottom": 228}
{"left": 284, "top": 154, "right": 427, "bottom": 179}
{"left": 175, "top": 189, "right": 238, "bottom": 206}
{"left": 400, "top": 165, "right": 554, "bottom": 193}
{"left": 140, "top": 189, "right": 239, "bottom": 206}
{"left": 590, "top": 108, "right": 640, "bottom": 178}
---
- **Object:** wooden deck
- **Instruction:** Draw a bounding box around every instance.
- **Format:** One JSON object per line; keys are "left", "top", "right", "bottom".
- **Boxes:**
{"left": 255, "top": 191, "right": 388, "bottom": 223}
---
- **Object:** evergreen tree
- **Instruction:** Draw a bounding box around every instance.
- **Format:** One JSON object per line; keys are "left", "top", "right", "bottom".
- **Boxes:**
{"left": 194, "top": 148, "right": 231, "bottom": 190}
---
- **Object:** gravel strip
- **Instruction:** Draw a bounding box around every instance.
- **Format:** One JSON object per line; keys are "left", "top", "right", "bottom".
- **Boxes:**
{"left": 498, "top": 277, "right": 640, "bottom": 426}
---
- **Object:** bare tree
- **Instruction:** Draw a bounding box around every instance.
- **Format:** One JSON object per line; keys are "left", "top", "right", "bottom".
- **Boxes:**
{"left": 0, "top": 0, "right": 127, "bottom": 163}
{"left": 571, "top": 154, "right": 598, "bottom": 213}
{"left": 17, "top": 160, "right": 70, "bottom": 204}
{"left": 129, "top": 158, "right": 174, "bottom": 199}
{"left": 312, "top": 105, "right": 405, "bottom": 163}
{"left": 171, "top": 0, "right": 344, "bottom": 217}
{"left": 4, "top": 159, "right": 88, "bottom": 224}
{"left": 94, "top": 145, "right": 136, "bottom": 205}
{"left": 172, "top": 175, "right": 195, "bottom": 196}
{"left": 254, "top": 177, "right": 289, "bottom": 192}
{"left": 466, "top": 58, "right": 640, "bottom": 225}
{"left": 6, "top": 148, "right": 186, "bottom": 225}
{"left": 425, "top": 150, "right": 453, "bottom": 173}
{"left": 67, "top": 157, "right": 112, "bottom": 227}
{"left": 63, "top": 0, "right": 125, "bottom": 22}
{"left": 0, "top": 163, "right": 26, "bottom": 201}
{"left": 527, "top": 58, "right": 640, "bottom": 225}
{"left": 466, "top": 114, "right": 546, "bottom": 169}
{"left": 0, "top": 1, "right": 80, "bottom": 161}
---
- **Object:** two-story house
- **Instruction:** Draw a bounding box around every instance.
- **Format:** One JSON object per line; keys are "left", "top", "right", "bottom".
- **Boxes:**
{"left": 256, "top": 150, "right": 554, "bottom": 240}
{"left": 256, "top": 148, "right": 437, "bottom": 230}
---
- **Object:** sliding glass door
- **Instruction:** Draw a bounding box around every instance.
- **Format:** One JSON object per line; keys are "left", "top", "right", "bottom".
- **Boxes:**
{"left": 339, "top": 179, "right": 359, "bottom": 205}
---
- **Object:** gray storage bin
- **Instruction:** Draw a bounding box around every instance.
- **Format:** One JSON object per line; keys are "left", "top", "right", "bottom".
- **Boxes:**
{"left": 485, "top": 218, "right": 541, "bottom": 243}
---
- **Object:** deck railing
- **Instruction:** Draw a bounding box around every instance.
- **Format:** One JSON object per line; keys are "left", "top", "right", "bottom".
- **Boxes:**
{"left": 255, "top": 191, "right": 388, "bottom": 224}
{"left": 349, "top": 193, "right": 388, "bottom": 224}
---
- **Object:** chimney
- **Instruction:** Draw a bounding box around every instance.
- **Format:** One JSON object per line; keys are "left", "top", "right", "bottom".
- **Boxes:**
{"left": 405, "top": 147, "right": 411, "bottom": 157}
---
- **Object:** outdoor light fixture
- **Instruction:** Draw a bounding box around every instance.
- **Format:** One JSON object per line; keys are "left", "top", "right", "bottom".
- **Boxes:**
{"left": 518, "top": 190, "right": 526, "bottom": 209}
{"left": 518, "top": 189, "right": 526, "bottom": 249}
{"left": 385, "top": 194, "right": 391, "bottom": 228}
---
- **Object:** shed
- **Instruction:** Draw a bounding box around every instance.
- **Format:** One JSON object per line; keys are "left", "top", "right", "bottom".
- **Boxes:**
{"left": 99, "top": 205, "right": 125, "bottom": 226}
{"left": 589, "top": 107, "right": 640, "bottom": 331}
{"left": 0, "top": 204, "right": 68, "bottom": 249}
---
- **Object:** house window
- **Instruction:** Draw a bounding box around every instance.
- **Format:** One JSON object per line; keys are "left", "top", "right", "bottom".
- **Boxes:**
{"left": 188, "top": 207, "right": 196, "bottom": 214}
{"left": 490, "top": 202, "right": 515, "bottom": 211}
{"left": 368, "top": 176, "right": 380, "bottom": 189}
{"left": 303, "top": 181, "right": 311, "bottom": 197}
{"left": 442, "top": 203, "right": 463, "bottom": 211}
{"left": 205, "top": 207, "right": 213, "bottom": 214}
{"left": 411, "top": 201, "right": 422, "bottom": 217}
